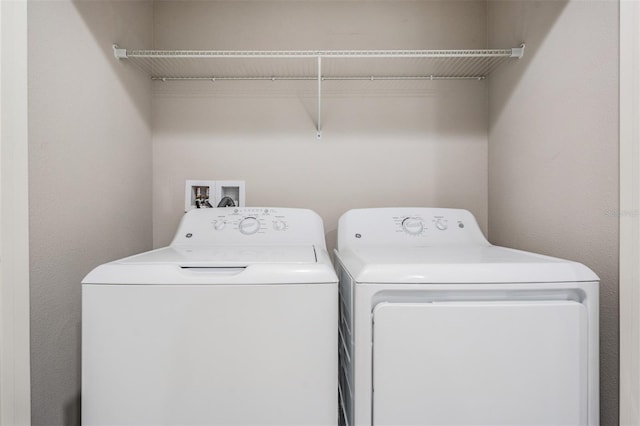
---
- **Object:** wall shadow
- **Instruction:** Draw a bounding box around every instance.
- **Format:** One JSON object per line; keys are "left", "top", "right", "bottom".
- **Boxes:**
{"left": 487, "top": 0, "right": 569, "bottom": 127}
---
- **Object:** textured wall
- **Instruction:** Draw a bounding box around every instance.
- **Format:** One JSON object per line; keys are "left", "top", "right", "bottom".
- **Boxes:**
{"left": 487, "top": 1, "right": 619, "bottom": 424}
{"left": 27, "top": 2, "right": 153, "bottom": 424}
{"left": 152, "top": 0, "right": 490, "bottom": 249}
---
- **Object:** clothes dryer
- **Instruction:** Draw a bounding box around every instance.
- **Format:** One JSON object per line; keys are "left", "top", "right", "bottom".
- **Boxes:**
{"left": 334, "top": 208, "right": 598, "bottom": 426}
{"left": 82, "top": 207, "right": 338, "bottom": 426}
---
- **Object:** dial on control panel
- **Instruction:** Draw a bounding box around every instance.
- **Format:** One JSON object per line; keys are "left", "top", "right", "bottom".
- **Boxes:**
{"left": 273, "top": 220, "right": 287, "bottom": 231}
{"left": 239, "top": 217, "right": 261, "bottom": 235}
{"left": 401, "top": 217, "right": 424, "bottom": 235}
{"left": 435, "top": 219, "right": 448, "bottom": 231}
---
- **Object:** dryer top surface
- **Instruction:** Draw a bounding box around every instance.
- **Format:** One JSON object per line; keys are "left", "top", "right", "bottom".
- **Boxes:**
{"left": 335, "top": 208, "right": 598, "bottom": 284}
{"left": 336, "top": 245, "right": 599, "bottom": 284}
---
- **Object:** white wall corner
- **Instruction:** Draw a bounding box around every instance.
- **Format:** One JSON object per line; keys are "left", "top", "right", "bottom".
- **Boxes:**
{"left": 620, "top": 1, "right": 640, "bottom": 424}
{"left": 0, "top": 0, "right": 32, "bottom": 425}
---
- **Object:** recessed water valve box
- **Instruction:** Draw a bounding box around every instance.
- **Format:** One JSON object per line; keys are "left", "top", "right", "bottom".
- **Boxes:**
{"left": 185, "top": 180, "right": 216, "bottom": 212}
{"left": 216, "top": 180, "right": 245, "bottom": 208}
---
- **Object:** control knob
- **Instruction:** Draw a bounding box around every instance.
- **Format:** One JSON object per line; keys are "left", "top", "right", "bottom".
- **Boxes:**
{"left": 402, "top": 217, "right": 424, "bottom": 235}
{"left": 435, "top": 219, "right": 447, "bottom": 231}
{"left": 273, "top": 220, "right": 287, "bottom": 231}
{"left": 213, "top": 220, "right": 226, "bottom": 231}
{"left": 239, "top": 217, "right": 261, "bottom": 235}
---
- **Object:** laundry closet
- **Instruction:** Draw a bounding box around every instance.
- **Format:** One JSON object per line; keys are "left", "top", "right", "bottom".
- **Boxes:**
{"left": 24, "top": 1, "right": 618, "bottom": 425}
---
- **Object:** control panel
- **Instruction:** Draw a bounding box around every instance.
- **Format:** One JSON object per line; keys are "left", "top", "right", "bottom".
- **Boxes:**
{"left": 171, "top": 207, "right": 327, "bottom": 248}
{"left": 393, "top": 214, "right": 461, "bottom": 236}
{"left": 337, "top": 208, "right": 489, "bottom": 250}
{"left": 210, "top": 208, "right": 291, "bottom": 235}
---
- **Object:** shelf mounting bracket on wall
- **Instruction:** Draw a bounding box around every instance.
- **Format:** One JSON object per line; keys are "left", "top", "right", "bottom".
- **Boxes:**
{"left": 317, "top": 55, "right": 322, "bottom": 140}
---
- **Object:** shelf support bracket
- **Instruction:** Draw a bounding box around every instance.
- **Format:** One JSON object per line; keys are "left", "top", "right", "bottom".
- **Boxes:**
{"left": 511, "top": 43, "right": 526, "bottom": 58}
{"left": 317, "top": 55, "right": 322, "bottom": 140}
{"left": 113, "top": 44, "right": 128, "bottom": 59}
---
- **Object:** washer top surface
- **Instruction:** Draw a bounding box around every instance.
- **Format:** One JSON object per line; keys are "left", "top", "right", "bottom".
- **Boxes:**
{"left": 114, "top": 245, "right": 317, "bottom": 267}
{"left": 83, "top": 207, "right": 337, "bottom": 285}
{"left": 335, "top": 208, "right": 598, "bottom": 284}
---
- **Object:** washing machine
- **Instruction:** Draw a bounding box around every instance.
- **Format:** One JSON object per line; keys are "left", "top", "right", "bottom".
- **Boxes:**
{"left": 82, "top": 207, "right": 338, "bottom": 426}
{"left": 334, "top": 208, "right": 599, "bottom": 426}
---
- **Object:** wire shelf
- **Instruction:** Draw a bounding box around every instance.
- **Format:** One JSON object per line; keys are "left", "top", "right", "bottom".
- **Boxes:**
{"left": 113, "top": 44, "right": 525, "bottom": 138}
{"left": 114, "top": 45, "right": 524, "bottom": 81}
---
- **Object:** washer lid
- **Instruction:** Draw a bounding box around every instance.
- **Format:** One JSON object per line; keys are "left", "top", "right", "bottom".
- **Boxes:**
{"left": 336, "top": 245, "right": 599, "bottom": 284}
{"left": 114, "top": 245, "right": 317, "bottom": 267}
{"left": 83, "top": 245, "right": 338, "bottom": 285}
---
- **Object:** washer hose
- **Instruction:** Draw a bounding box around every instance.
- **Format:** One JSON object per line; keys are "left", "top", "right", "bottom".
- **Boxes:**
{"left": 217, "top": 196, "right": 236, "bottom": 207}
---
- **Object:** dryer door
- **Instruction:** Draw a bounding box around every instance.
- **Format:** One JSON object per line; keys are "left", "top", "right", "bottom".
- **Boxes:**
{"left": 372, "top": 300, "right": 588, "bottom": 426}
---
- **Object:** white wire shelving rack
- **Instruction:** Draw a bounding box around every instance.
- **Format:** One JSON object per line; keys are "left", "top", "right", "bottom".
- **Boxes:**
{"left": 113, "top": 44, "right": 525, "bottom": 138}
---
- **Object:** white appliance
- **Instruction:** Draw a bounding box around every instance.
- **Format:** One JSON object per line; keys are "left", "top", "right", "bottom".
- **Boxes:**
{"left": 82, "top": 207, "right": 338, "bottom": 426}
{"left": 334, "top": 208, "right": 599, "bottom": 426}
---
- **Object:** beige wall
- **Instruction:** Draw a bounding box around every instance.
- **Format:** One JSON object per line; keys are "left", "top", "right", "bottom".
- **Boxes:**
{"left": 27, "top": 1, "right": 153, "bottom": 424}
{"left": 487, "top": 1, "right": 619, "bottom": 424}
{"left": 152, "top": 0, "right": 490, "bottom": 249}
{"left": 23, "top": 1, "right": 621, "bottom": 425}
